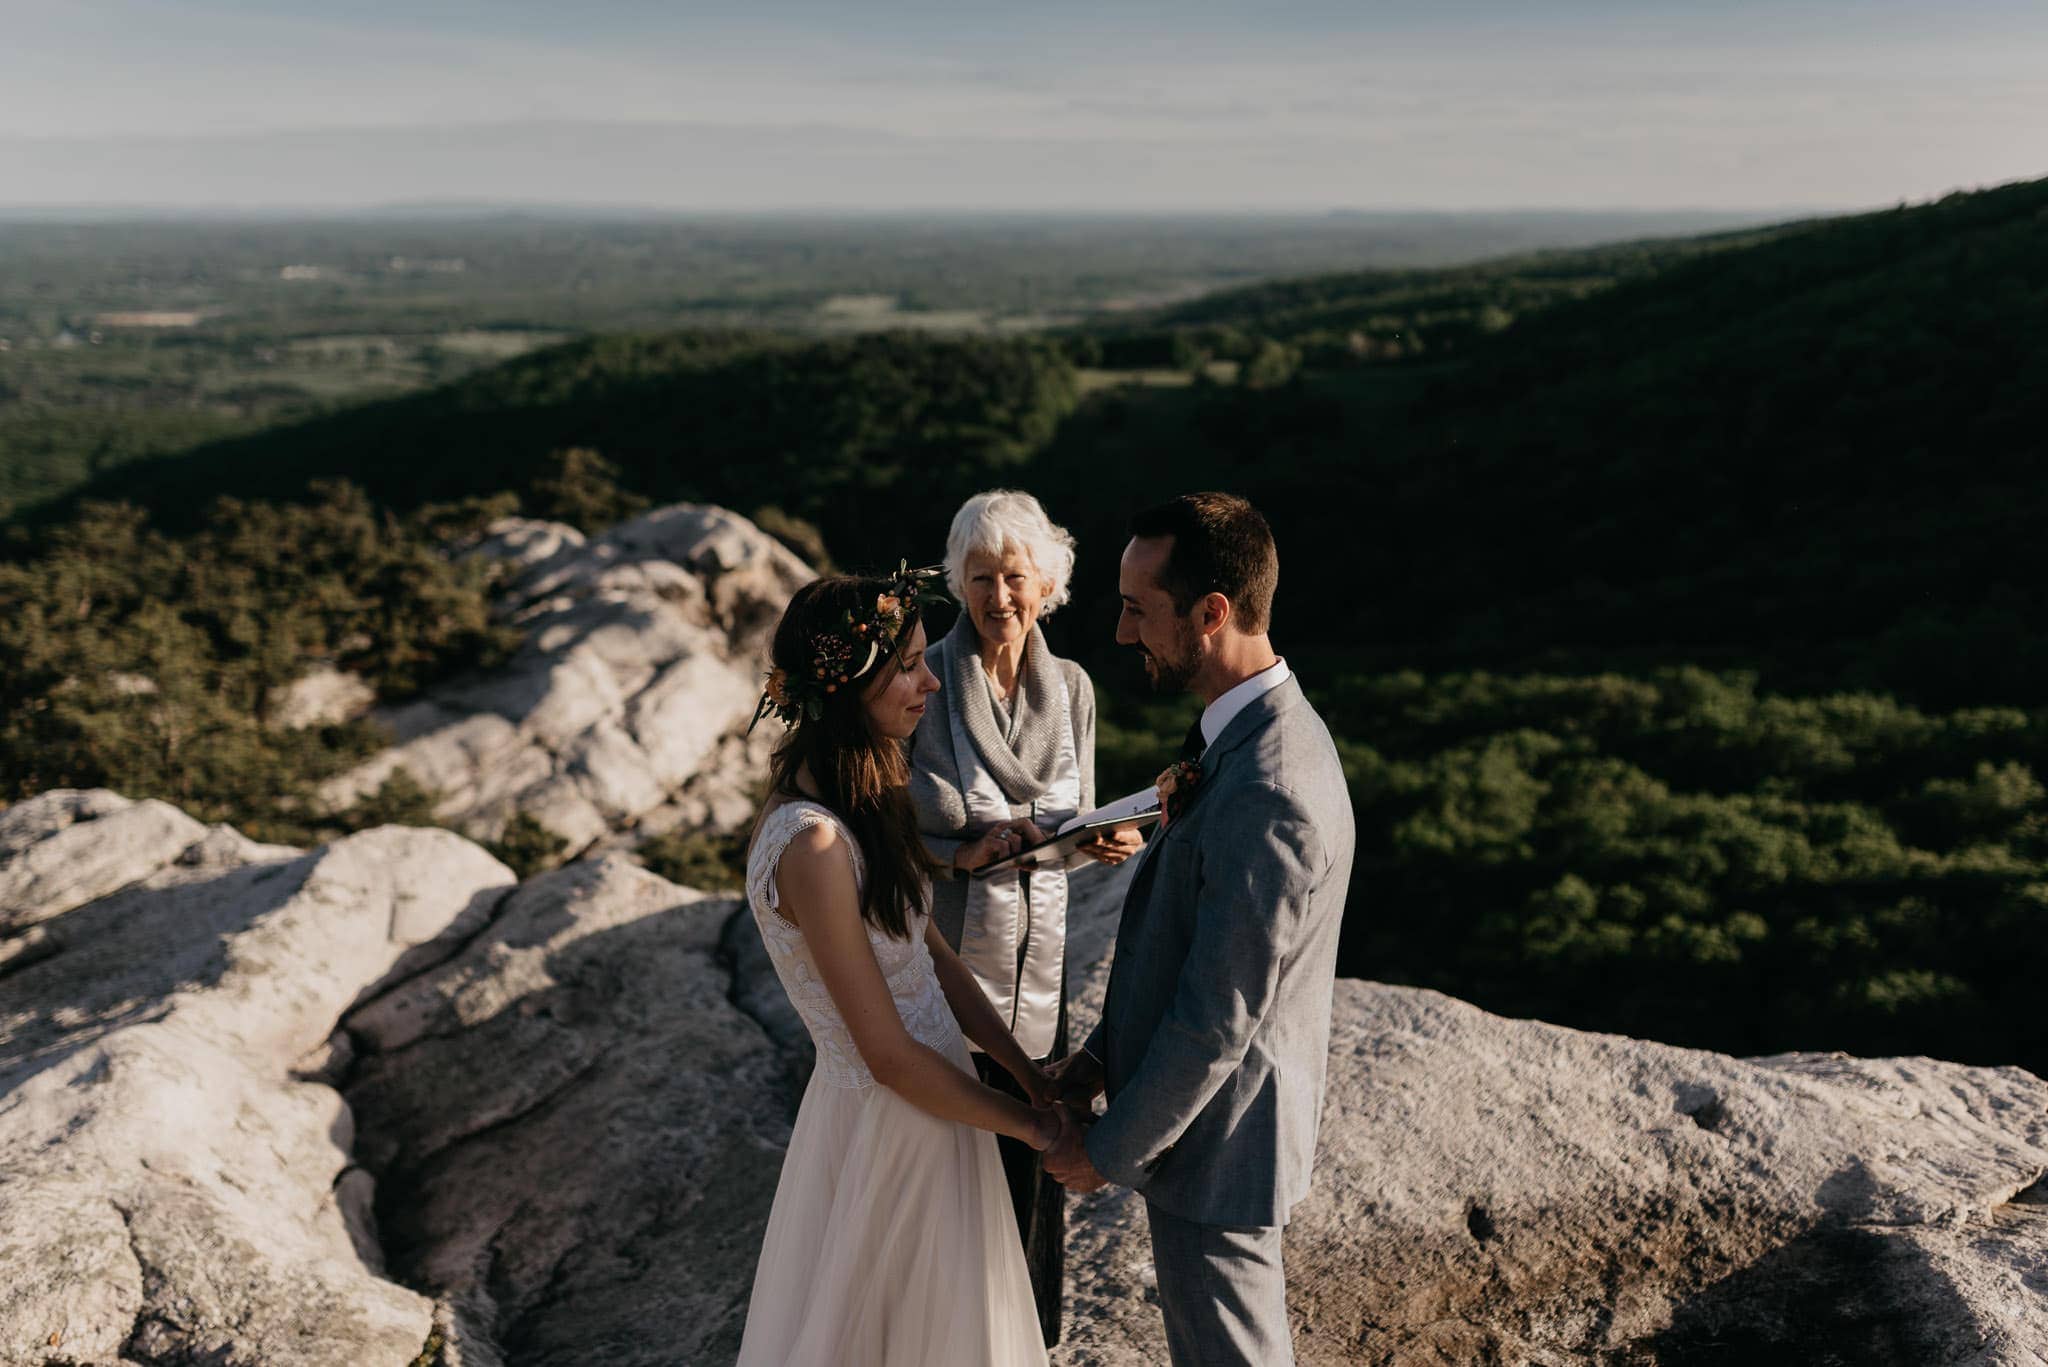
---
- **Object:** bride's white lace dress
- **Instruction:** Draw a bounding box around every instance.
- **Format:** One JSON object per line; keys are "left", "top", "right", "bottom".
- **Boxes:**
{"left": 735, "top": 800, "right": 1048, "bottom": 1367}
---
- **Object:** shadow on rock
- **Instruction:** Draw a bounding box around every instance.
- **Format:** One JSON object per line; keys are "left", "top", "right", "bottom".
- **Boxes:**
{"left": 344, "top": 857, "right": 804, "bottom": 1367}
{"left": 0, "top": 855, "right": 311, "bottom": 1092}
{"left": 1633, "top": 1225, "right": 1961, "bottom": 1365}
{"left": 1628, "top": 1163, "right": 1978, "bottom": 1366}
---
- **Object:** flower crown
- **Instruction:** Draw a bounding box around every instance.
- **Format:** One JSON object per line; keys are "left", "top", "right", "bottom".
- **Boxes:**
{"left": 750, "top": 562, "right": 949, "bottom": 733}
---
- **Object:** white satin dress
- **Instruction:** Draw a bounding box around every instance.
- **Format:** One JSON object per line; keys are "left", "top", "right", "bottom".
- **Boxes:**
{"left": 735, "top": 800, "right": 1049, "bottom": 1367}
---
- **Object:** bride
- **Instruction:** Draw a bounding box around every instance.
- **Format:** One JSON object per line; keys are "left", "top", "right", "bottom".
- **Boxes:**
{"left": 736, "top": 567, "right": 1068, "bottom": 1367}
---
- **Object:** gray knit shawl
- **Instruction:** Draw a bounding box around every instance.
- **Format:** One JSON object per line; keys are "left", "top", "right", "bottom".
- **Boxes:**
{"left": 944, "top": 612, "right": 1066, "bottom": 802}
{"left": 906, "top": 615, "right": 1097, "bottom": 862}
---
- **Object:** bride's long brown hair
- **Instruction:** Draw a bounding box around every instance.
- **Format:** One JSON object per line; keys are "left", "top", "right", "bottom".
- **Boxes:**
{"left": 761, "top": 575, "right": 938, "bottom": 939}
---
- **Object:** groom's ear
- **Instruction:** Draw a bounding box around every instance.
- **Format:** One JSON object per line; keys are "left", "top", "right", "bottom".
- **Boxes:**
{"left": 1196, "top": 591, "right": 1232, "bottom": 638}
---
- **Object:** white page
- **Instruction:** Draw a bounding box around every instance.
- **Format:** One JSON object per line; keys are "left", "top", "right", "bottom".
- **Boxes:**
{"left": 1056, "top": 785, "right": 1161, "bottom": 837}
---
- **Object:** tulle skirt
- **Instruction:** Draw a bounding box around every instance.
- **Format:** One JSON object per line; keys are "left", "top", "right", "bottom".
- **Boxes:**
{"left": 735, "top": 1030, "right": 1049, "bottom": 1367}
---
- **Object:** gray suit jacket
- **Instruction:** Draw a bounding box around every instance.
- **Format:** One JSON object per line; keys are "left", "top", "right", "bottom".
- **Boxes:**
{"left": 1083, "top": 675, "right": 1355, "bottom": 1227}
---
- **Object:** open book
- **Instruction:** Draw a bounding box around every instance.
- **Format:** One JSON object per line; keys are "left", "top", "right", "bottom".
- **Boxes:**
{"left": 970, "top": 785, "right": 1161, "bottom": 878}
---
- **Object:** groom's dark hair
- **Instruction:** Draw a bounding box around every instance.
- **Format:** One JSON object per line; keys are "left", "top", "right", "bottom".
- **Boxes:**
{"left": 1129, "top": 492, "right": 1278, "bottom": 633}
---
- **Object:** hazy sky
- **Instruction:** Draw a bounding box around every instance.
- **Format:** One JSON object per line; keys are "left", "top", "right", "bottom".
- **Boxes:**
{"left": 2, "top": 0, "right": 2041, "bottom": 211}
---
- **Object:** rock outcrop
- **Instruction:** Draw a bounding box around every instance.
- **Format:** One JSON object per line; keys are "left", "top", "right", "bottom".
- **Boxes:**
{"left": 343, "top": 859, "right": 792, "bottom": 1367}
{"left": 1064, "top": 873, "right": 2048, "bottom": 1365}
{"left": 321, "top": 504, "right": 813, "bottom": 854}
{"left": 3, "top": 789, "right": 2044, "bottom": 1366}
{"left": 267, "top": 663, "right": 377, "bottom": 732}
{"left": 0, "top": 790, "right": 515, "bottom": 1366}
{"left": 1058, "top": 966, "right": 2048, "bottom": 1365}
{"left": 0, "top": 789, "right": 209, "bottom": 939}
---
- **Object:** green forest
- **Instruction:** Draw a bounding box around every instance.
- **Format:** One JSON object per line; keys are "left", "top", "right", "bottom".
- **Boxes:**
{"left": 3, "top": 180, "right": 2044, "bottom": 1078}
{"left": 0, "top": 209, "right": 1749, "bottom": 522}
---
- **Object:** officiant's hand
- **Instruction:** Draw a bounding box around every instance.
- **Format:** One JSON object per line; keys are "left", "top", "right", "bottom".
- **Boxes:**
{"left": 954, "top": 820, "right": 1040, "bottom": 872}
{"left": 1078, "top": 826, "right": 1144, "bottom": 866}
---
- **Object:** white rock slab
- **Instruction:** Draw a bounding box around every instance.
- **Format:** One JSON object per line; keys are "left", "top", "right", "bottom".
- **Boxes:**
{"left": 345, "top": 857, "right": 792, "bottom": 1366}
{"left": 0, "top": 800, "right": 516, "bottom": 1367}
{"left": 0, "top": 789, "right": 208, "bottom": 934}
{"left": 1052, "top": 865, "right": 2048, "bottom": 1366}
{"left": 321, "top": 504, "right": 813, "bottom": 852}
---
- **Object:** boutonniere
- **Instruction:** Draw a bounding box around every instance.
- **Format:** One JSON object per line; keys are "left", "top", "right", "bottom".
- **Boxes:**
{"left": 1155, "top": 758, "right": 1203, "bottom": 828}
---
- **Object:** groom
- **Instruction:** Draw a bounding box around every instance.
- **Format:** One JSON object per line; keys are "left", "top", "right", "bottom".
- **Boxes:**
{"left": 1044, "top": 492, "right": 1354, "bottom": 1367}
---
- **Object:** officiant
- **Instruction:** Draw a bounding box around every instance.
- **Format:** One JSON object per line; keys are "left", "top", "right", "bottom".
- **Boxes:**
{"left": 906, "top": 488, "right": 1141, "bottom": 1347}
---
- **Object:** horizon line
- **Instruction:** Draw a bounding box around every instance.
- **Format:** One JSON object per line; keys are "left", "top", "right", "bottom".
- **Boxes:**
{"left": 0, "top": 200, "right": 1850, "bottom": 222}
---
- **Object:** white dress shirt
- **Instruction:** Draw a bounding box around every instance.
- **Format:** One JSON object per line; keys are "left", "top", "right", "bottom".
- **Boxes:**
{"left": 1198, "top": 658, "right": 1291, "bottom": 749}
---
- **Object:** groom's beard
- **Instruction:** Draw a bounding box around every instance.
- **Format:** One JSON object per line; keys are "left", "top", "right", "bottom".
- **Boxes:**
{"left": 1138, "top": 623, "right": 1201, "bottom": 694}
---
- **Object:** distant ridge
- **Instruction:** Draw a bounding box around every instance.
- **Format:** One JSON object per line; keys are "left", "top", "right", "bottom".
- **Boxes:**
{"left": 0, "top": 202, "right": 1796, "bottom": 225}
{"left": 1139, "top": 174, "right": 2048, "bottom": 704}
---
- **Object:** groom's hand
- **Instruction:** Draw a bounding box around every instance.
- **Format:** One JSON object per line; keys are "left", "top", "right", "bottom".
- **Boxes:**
{"left": 1044, "top": 1051, "right": 1104, "bottom": 1109}
{"left": 1042, "top": 1110, "right": 1108, "bottom": 1193}
{"left": 1048, "top": 1114, "right": 1114, "bottom": 1196}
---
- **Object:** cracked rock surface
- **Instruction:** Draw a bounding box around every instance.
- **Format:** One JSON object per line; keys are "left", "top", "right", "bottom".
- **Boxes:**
{"left": 344, "top": 856, "right": 797, "bottom": 1367}
{"left": 0, "top": 789, "right": 513, "bottom": 1366}
{"left": 320, "top": 504, "right": 812, "bottom": 853}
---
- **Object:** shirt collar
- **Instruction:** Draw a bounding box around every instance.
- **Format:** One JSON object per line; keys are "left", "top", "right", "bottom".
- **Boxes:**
{"left": 1200, "top": 658, "right": 1290, "bottom": 748}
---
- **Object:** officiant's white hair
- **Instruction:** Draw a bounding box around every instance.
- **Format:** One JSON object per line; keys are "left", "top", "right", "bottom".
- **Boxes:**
{"left": 943, "top": 489, "right": 1076, "bottom": 618}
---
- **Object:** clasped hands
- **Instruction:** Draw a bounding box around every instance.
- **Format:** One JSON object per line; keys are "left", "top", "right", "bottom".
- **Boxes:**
{"left": 1021, "top": 1051, "right": 1108, "bottom": 1193}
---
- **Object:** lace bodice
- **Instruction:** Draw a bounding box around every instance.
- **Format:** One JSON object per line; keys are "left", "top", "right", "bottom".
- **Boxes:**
{"left": 747, "top": 801, "right": 957, "bottom": 1089}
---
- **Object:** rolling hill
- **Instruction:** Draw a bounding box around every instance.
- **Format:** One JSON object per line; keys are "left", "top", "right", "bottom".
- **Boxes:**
{"left": 1039, "top": 175, "right": 2048, "bottom": 707}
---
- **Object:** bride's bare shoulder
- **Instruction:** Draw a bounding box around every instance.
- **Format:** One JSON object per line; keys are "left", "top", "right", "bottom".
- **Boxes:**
{"left": 783, "top": 815, "right": 849, "bottom": 861}
{"left": 765, "top": 806, "right": 857, "bottom": 897}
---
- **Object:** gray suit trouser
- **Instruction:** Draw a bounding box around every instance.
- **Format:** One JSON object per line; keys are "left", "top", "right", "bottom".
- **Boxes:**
{"left": 1146, "top": 1202, "right": 1293, "bottom": 1367}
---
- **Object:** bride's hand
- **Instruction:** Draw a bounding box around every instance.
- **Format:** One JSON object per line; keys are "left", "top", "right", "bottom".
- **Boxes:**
{"left": 1014, "top": 1060, "right": 1056, "bottom": 1111}
{"left": 1027, "top": 1103, "right": 1073, "bottom": 1154}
